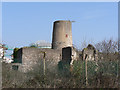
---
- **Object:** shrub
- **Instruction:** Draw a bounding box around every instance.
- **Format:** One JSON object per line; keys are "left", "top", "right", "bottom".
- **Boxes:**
{"left": 13, "top": 48, "right": 19, "bottom": 59}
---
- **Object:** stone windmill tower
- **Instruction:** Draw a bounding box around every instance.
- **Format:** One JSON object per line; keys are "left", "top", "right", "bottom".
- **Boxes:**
{"left": 52, "top": 20, "right": 73, "bottom": 50}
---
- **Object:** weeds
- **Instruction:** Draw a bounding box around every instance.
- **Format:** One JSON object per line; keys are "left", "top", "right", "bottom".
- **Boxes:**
{"left": 2, "top": 60, "right": 119, "bottom": 88}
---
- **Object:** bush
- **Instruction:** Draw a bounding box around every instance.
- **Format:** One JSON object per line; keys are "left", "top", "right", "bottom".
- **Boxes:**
{"left": 13, "top": 48, "right": 20, "bottom": 59}
{"left": 2, "top": 60, "right": 119, "bottom": 88}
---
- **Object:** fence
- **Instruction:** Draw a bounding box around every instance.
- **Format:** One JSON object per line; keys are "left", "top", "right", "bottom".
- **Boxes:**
{"left": 2, "top": 59, "right": 119, "bottom": 88}
{"left": 72, "top": 60, "right": 119, "bottom": 87}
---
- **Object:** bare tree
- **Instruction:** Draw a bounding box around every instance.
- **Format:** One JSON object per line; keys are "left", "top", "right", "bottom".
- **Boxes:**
{"left": 95, "top": 38, "right": 118, "bottom": 53}
{"left": 79, "top": 39, "right": 88, "bottom": 51}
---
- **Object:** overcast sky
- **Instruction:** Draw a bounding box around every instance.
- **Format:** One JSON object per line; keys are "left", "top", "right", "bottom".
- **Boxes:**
{"left": 2, "top": 2, "right": 118, "bottom": 48}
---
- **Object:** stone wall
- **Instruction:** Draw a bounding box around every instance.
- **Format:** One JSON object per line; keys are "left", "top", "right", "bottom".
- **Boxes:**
{"left": 12, "top": 46, "right": 118, "bottom": 73}
{"left": 15, "top": 47, "right": 62, "bottom": 72}
{"left": 13, "top": 46, "right": 80, "bottom": 73}
{"left": 62, "top": 47, "right": 79, "bottom": 61}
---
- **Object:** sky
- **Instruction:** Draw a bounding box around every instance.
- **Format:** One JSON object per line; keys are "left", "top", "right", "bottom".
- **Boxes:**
{"left": 2, "top": 2, "right": 118, "bottom": 49}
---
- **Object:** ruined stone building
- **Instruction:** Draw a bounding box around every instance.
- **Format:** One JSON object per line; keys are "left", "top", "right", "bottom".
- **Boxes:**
{"left": 11, "top": 20, "right": 100, "bottom": 73}
{"left": 82, "top": 44, "right": 98, "bottom": 61}
{"left": 12, "top": 20, "right": 79, "bottom": 72}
